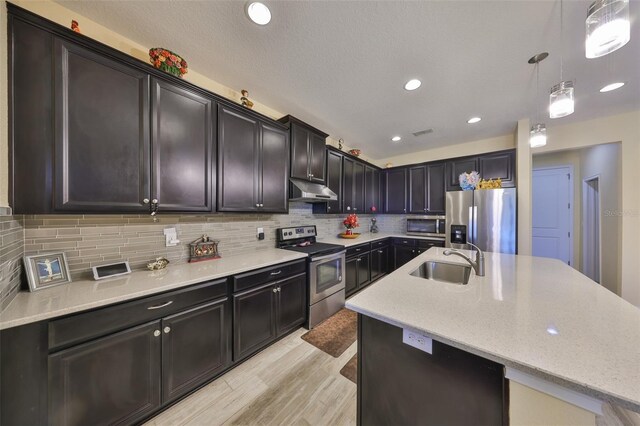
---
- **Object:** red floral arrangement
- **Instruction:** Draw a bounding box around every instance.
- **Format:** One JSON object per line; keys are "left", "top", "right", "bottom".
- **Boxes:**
{"left": 343, "top": 214, "right": 359, "bottom": 235}
{"left": 149, "top": 48, "right": 188, "bottom": 78}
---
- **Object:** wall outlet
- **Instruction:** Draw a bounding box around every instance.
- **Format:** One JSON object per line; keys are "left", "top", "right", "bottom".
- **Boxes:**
{"left": 257, "top": 227, "right": 264, "bottom": 240}
{"left": 163, "top": 228, "right": 180, "bottom": 247}
{"left": 402, "top": 329, "right": 433, "bottom": 354}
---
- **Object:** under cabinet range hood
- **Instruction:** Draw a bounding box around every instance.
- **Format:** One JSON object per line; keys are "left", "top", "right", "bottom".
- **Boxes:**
{"left": 289, "top": 178, "right": 338, "bottom": 202}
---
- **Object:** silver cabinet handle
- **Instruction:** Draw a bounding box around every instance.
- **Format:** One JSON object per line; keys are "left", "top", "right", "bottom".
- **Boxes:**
{"left": 404, "top": 209, "right": 406, "bottom": 212}
{"left": 327, "top": 206, "right": 331, "bottom": 210}
{"left": 152, "top": 199, "right": 158, "bottom": 204}
{"left": 164, "top": 326, "right": 171, "bottom": 334}
{"left": 378, "top": 250, "right": 383, "bottom": 253}
{"left": 147, "top": 300, "right": 173, "bottom": 310}
{"left": 260, "top": 204, "right": 264, "bottom": 207}
{"left": 277, "top": 287, "right": 281, "bottom": 292}
{"left": 143, "top": 198, "right": 150, "bottom": 204}
{"left": 153, "top": 330, "right": 161, "bottom": 337}
{"left": 403, "top": 241, "right": 408, "bottom": 243}
{"left": 270, "top": 270, "right": 282, "bottom": 276}
{"left": 272, "top": 288, "right": 278, "bottom": 293}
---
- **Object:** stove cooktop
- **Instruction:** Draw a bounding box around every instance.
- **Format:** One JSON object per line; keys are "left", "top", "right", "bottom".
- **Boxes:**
{"left": 280, "top": 242, "right": 345, "bottom": 257}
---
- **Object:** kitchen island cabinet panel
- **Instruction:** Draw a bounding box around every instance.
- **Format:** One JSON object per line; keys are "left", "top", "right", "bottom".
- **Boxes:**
{"left": 358, "top": 315, "right": 507, "bottom": 425}
{"left": 49, "top": 321, "right": 162, "bottom": 426}
{"left": 53, "top": 39, "right": 151, "bottom": 212}
{"left": 151, "top": 79, "right": 214, "bottom": 212}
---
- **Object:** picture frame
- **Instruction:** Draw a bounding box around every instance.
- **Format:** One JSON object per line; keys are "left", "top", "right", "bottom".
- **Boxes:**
{"left": 23, "top": 252, "right": 72, "bottom": 292}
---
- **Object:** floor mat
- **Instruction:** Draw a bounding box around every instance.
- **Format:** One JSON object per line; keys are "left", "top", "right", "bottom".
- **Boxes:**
{"left": 300, "top": 308, "right": 357, "bottom": 357}
{"left": 339, "top": 354, "right": 357, "bottom": 383}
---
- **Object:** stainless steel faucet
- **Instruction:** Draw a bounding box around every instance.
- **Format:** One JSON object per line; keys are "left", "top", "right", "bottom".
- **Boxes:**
{"left": 443, "top": 242, "right": 485, "bottom": 276}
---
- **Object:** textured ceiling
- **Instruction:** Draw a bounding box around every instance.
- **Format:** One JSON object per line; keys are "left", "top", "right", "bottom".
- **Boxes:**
{"left": 56, "top": 0, "right": 640, "bottom": 159}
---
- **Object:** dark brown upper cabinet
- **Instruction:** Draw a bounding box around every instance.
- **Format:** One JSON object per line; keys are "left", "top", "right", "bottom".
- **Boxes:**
{"left": 278, "top": 116, "right": 328, "bottom": 183}
{"left": 408, "top": 163, "right": 446, "bottom": 214}
{"left": 151, "top": 79, "right": 215, "bottom": 212}
{"left": 408, "top": 165, "right": 427, "bottom": 214}
{"left": 364, "top": 166, "right": 380, "bottom": 213}
{"left": 313, "top": 149, "right": 343, "bottom": 214}
{"left": 427, "top": 163, "right": 446, "bottom": 213}
{"left": 218, "top": 105, "right": 289, "bottom": 213}
{"left": 478, "top": 150, "right": 516, "bottom": 187}
{"left": 343, "top": 157, "right": 365, "bottom": 213}
{"left": 384, "top": 168, "right": 407, "bottom": 214}
{"left": 53, "top": 39, "right": 151, "bottom": 212}
{"left": 446, "top": 157, "right": 479, "bottom": 191}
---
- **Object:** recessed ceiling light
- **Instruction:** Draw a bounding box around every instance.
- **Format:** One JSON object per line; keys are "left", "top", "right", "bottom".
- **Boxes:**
{"left": 600, "top": 82, "right": 625, "bottom": 92}
{"left": 246, "top": 2, "right": 271, "bottom": 25}
{"left": 391, "top": 136, "right": 402, "bottom": 142}
{"left": 404, "top": 79, "right": 421, "bottom": 91}
{"left": 467, "top": 117, "right": 482, "bottom": 124}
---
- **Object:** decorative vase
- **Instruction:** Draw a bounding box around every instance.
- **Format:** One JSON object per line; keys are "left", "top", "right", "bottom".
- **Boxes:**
{"left": 149, "top": 48, "right": 188, "bottom": 78}
{"left": 345, "top": 229, "right": 353, "bottom": 235}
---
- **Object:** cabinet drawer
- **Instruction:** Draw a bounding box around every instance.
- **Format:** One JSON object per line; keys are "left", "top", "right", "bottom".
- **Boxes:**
{"left": 392, "top": 238, "right": 417, "bottom": 247}
{"left": 347, "top": 243, "right": 371, "bottom": 258}
{"left": 232, "top": 260, "right": 306, "bottom": 293}
{"left": 371, "top": 239, "right": 390, "bottom": 249}
{"left": 417, "top": 239, "right": 445, "bottom": 249}
{"left": 49, "top": 279, "right": 227, "bottom": 351}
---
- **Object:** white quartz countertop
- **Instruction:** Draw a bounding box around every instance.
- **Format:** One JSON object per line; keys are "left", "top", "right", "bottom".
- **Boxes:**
{"left": 0, "top": 249, "right": 307, "bottom": 330}
{"left": 318, "top": 232, "right": 444, "bottom": 248}
{"left": 346, "top": 248, "right": 640, "bottom": 412}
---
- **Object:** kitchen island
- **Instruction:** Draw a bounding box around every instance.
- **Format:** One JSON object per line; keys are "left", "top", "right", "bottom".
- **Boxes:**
{"left": 346, "top": 248, "right": 640, "bottom": 424}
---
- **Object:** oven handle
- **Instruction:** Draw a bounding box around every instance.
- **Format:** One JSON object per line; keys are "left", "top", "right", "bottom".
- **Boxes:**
{"left": 310, "top": 250, "right": 346, "bottom": 263}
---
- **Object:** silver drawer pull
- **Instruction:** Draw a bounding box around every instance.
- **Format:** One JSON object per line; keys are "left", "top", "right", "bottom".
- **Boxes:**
{"left": 147, "top": 301, "right": 173, "bottom": 310}
{"left": 273, "top": 288, "right": 278, "bottom": 293}
{"left": 270, "top": 270, "right": 282, "bottom": 276}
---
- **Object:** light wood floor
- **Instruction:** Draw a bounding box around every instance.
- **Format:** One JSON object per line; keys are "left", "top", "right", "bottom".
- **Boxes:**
{"left": 145, "top": 328, "right": 357, "bottom": 426}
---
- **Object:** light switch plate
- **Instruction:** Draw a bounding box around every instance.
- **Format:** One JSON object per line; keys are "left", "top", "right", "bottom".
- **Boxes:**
{"left": 163, "top": 228, "right": 180, "bottom": 247}
{"left": 402, "top": 329, "right": 433, "bottom": 354}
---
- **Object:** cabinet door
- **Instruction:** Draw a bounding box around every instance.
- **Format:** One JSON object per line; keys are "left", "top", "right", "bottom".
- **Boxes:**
{"left": 371, "top": 246, "right": 389, "bottom": 281}
{"left": 276, "top": 273, "right": 307, "bottom": 335}
{"left": 343, "top": 157, "right": 355, "bottom": 212}
{"left": 394, "top": 246, "right": 417, "bottom": 269}
{"left": 233, "top": 283, "right": 276, "bottom": 361}
{"left": 309, "top": 133, "right": 327, "bottom": 183}
{"left": 353, "top": 162, "right": 365, "bottom": 213}
{"left": 290, "top": 124, "right": 309, "bottom": 180}
{"left": 357, "top": 253, "right": 371, "bottom": 288}
{"left": 151, "top": 79, "right": 214, "bottom": 212}
{"left": 479, "top": 151, "right": 516, "bottom": 187}
{"left": 384, "top": 168, "right": 407, "bottom": 213}
{"left": 345, "top": 257, "right": 358, "bottom": 296}
{"left": 218, "top": 106, "right": 260, "bottom": 211}
{"left": 365, "top": 166, "right": 380, "bottom": 212}
{"left": 260, "top": 123, "right": 289, "bottom": 212}
{"left": 53, "top": 39, "right": 150, "bottom": 212}
{"left": 49, "top": 321, "right": 161, "bottom": 426}
{"left": 408, "top": 165, "right": 427, "bottom": 214}
{"left": 446, "top": 157, "right": 478, "bottom": 191}
{"left": 427, "top": 163, "right": 446, "bottom": 213}
{"left": 325, "top": 150, "right": 343, "bottom": 213}
{"left": 161, "top": 299, "right": 230, "bottom": 404}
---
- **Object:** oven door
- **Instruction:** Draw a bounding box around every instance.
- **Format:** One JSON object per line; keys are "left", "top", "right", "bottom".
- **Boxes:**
{"left": 309, "top": 251, "right": 346, "bottom": 305}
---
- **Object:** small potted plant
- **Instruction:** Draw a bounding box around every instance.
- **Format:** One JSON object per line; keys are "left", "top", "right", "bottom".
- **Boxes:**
{"left": 342, "top": 213, "right": 360, "bottom": 237}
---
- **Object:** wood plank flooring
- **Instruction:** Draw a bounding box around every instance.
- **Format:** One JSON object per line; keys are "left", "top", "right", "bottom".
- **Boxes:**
{"left": 145, "top": 328, "right": 357, "bottom": 426}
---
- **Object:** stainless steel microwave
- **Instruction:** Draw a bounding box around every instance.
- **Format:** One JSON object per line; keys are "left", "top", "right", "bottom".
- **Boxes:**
{"left": 406, "top": 216, "right": 446, "bottom": 237}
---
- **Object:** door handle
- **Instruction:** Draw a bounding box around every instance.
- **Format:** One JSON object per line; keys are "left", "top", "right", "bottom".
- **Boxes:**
{"left": 147, "top": 300, "right": 173, "bottom": 310}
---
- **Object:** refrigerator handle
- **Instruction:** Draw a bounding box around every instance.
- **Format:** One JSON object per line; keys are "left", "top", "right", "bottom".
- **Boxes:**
{"left": 468, "top": 206, "right": 474, "bottom": 245}
{"left": 472, "top": 206, "right": 478, "bottom": 245}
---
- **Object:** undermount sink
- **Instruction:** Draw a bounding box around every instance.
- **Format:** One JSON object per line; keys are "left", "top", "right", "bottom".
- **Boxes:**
{"left": 410, "top": 261, "right": 472, "bottom": 285}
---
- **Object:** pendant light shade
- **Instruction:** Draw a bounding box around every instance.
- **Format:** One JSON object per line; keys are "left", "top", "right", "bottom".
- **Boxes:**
{"left": 530, "top": 123, "right": 548, "bottom": 148}
{"left": 549, "top": 81, "right": 575, "bottom": 118}
{"left": 586, "top": 0, "right": 630, "bottom": 58}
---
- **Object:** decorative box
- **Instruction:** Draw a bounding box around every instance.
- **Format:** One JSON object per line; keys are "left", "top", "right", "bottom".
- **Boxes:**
{"left": 188, "top": 235, "right": 221, "bottom": 263}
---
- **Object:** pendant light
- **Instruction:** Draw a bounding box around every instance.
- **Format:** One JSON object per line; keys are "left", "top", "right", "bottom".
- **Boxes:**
{"left": 550, "top": 0, "right": 575, "bottom": 119}
{"left": 529, "top": 53, "right": 548, "bottom": 148}
{"left": 586, "top": 0, "right": 630, "bottom": 58}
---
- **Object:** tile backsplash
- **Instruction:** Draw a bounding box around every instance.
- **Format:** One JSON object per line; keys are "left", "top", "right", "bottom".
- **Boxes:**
{"left": 20, "top": 203, "right": 406, "bottom": 280}
{"left": 0, "top": 216, "right": 24, "bottom": 308}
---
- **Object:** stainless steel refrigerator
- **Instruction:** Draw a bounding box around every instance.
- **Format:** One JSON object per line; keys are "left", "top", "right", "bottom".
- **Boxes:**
{"left": 445, "top": 188, "right": 517, "bottom": 254}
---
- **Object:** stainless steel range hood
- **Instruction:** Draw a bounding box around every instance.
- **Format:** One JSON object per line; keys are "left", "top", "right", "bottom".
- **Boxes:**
{"left": 289, "top": 178, "right": 337, "bottom": 202}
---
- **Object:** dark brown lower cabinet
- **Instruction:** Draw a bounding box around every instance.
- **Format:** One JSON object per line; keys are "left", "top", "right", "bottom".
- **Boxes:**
{"left": 161, "top": 298, "right": 231, "bottom": 403}
{"left": 345, "top": 257, "right": 359, "bottom": 295}
{"left": 358, "top": 315, "right": 507, "bottom": 425}
{"left": 345, "top": 253, "right": 371, "bottom": 297}
{"left": 394, "top": 246, "right": 417, "bottom": 269}
{"left": 48, "top": 321, "right": 162, "bottom": 426}
{"left": 233, "top": 272, "right": 306, "bottom": 361}
{"left": 370, "top": 245, "right": 389, "bottom": 281}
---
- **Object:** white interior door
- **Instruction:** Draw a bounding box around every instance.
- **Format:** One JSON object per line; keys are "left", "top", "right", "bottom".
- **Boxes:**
{"left": 532, "top": 167, "right": 572, "bottom": 265}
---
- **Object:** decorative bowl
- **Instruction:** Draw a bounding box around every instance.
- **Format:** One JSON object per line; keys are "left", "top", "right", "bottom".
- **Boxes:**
{"left": 339, "top": 233, "right": 361, "bottom": 239}
{"left": 149, "top": 48, "right": 188, "bottom": 78}
{"left": 349, "top": 149, "right": 361, "bottom": 157}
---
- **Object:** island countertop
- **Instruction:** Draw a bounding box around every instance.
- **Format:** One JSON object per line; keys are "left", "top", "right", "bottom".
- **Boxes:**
{"left": 346, "top": 248, "right": 640, "bottom": 412}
